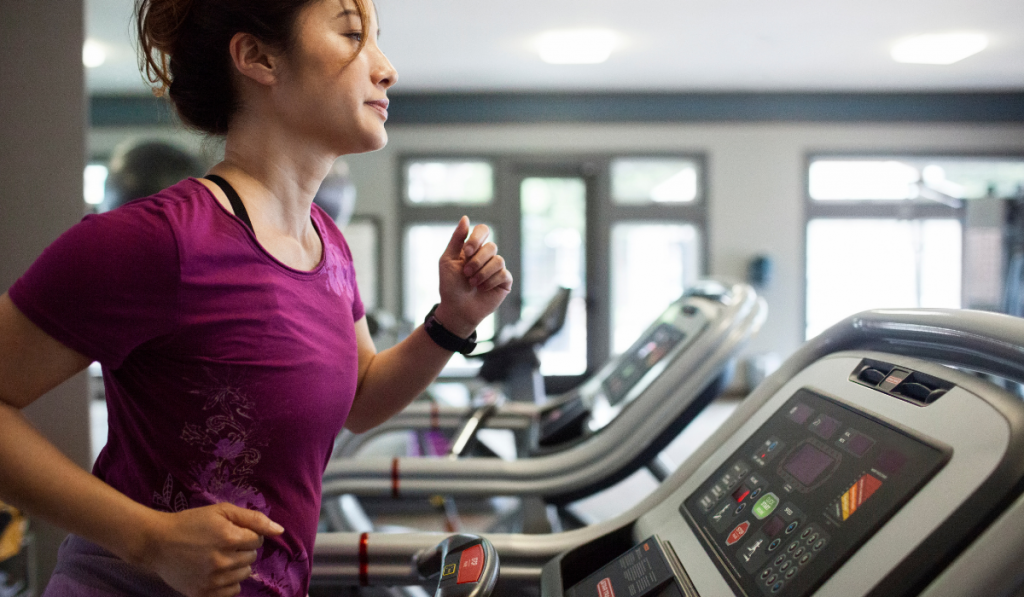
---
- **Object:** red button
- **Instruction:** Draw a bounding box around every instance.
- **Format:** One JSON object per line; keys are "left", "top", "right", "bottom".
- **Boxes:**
{"left": 457, "top": 544, "right": 485, "bottom": 584}
{"left": 727, "top": 521, "right": 750, "bottom": 545}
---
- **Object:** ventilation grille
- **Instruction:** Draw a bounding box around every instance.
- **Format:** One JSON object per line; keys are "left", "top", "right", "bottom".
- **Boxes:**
{"left": 850, "top": 358, "right": 953, "bottom": 405}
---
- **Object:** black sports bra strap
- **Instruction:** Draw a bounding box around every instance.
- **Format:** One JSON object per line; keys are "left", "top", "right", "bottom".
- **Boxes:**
{"left": 205, "top": 175, "right": 254, "bottom": 233}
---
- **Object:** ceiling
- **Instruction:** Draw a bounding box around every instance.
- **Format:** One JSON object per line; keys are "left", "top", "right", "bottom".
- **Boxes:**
{"left": 86, "top": 0, "right": 1024, "bottom": 95}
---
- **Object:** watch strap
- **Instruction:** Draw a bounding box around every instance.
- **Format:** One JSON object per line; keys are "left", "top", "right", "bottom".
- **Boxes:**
{"left": 424, "top": 304, "right": 477, "bottom": 355}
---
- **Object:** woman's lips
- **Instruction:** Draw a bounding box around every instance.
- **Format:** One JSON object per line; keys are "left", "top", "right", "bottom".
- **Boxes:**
{"left": 366, "top": 99, "right": 389, "bottom": 120}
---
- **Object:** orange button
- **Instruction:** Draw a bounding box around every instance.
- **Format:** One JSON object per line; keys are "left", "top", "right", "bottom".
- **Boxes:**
{"left": 456, "top": 544, "right": 484, "bottom": 584}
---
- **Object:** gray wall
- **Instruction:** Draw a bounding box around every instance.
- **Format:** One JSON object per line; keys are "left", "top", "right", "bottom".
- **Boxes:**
{"left": 0, "top": 0, "right": 91, "bottom": 589}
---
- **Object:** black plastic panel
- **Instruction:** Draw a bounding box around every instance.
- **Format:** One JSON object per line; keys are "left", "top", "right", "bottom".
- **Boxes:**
{"left": 680, "top": 389, "right": 949, "bottom": 597}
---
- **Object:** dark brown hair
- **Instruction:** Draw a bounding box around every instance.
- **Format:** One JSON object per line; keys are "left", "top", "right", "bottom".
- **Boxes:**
{"left": 136, "top": 0, "right": 369, "bottom": 135}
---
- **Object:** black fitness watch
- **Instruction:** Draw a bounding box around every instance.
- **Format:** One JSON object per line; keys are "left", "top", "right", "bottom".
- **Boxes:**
{"left": 424, "top": 304, "right": 477, "bottom": 355}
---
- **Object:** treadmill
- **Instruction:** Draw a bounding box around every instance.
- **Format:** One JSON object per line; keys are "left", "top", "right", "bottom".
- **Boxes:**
{"left": 311, "top": 308, "right": 1024, "bottom": 597}
{"left": 331, "top": 286, "right": 573, "bottom": 466}
{"left": 320, "top": 280, "right": 766, "bottom": 530}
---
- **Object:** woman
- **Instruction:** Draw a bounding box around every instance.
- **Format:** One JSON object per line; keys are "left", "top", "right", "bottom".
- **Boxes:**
{"left": 0, "top": 0, "right": 512, "bottom": 595}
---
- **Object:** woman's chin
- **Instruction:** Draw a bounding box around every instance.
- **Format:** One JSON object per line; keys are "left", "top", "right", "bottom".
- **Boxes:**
{"left": 342, "top": 131, "right": 388, "bottom": 155}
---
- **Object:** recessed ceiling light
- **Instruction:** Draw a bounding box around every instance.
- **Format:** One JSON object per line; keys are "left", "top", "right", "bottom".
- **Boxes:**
{"left": 536, "top": 29, "right": 620, "bottom": 65}
{"left": 891, "top": 32, "right": 988, "bottom": 65}
{"left": 82, "top": 38, "right": 107, "bottom": 68}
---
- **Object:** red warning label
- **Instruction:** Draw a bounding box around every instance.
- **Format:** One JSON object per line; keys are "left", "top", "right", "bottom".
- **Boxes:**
{"left": 597, "top": 577, "right": 615, "bottom": 597}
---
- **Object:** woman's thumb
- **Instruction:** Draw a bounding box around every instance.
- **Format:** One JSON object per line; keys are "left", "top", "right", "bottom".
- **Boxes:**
{"left": 442, "top": 216, "right": 470, "bottom": 259}
{"left": 221, "top": 504, "right": 284, "bottom": 536}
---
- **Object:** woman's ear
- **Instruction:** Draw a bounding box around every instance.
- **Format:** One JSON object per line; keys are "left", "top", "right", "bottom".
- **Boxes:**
{"left": 228, "top": 31, "right": 281, "bottom": 86}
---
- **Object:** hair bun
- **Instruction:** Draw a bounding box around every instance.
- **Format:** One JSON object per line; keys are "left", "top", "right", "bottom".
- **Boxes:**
{"left": 135, "top": 0, "right": 197, "bottom": 96}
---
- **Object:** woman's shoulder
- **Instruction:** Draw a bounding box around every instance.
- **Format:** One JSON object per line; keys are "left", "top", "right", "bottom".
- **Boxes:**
{"left": 111, "top": 178, "right": 213, "bottom": 219}
{"left": 99, "top": 178, "right": 234, "bottom": 245}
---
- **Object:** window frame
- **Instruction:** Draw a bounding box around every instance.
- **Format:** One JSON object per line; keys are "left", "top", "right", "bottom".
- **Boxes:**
{"left": 341, "top": 215, "right": 383, "bottom": 314}
{"left": 400, "top": 153, "right": 708, "bottom": 389}
{"left": 803, "top": 152, "right": 973, "bottom": 340}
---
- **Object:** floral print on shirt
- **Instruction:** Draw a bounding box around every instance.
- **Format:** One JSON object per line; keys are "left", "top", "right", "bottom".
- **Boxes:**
{"left": 152, "top": 373, "right": 305, "bottom": 596}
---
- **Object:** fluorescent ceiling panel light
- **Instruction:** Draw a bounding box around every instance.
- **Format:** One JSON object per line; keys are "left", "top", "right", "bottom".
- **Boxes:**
{"left": 82, "top": 38, "right": 107, "bottom": 68}
{"left": 537, "top": 29, "right": 619, "bottom": 65}
{"left": 891, "top": 32, "right": 988, "bottom": 65}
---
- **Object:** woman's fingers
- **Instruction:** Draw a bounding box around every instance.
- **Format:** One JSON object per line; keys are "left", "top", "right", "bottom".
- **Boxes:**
{"left": 469, "top": 253, "right": 508, "bottom": 289}
{"left": 219, "top": 503, "right": 283, "bottom": 540}
{"left": 462, "top": 242, "right": 497, "bottom": 277}
{"left": 479, "top": 265, "right": 514, "bottom": 292}
{"left": 224, "top": 547, "right": 259, "bottom": 571}
{"left": 212, "top": 559, "right": 257, "bottom": 588}
{"left": 460, "top": 241, "right": 512, "bottom": 290}
{"left": 461, "top": 223, "right": 491, "bottom": 259}
{"left": 146, "top": 504, "right": 281, "bottom": 597}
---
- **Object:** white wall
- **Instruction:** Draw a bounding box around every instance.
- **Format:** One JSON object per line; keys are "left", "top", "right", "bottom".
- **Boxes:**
{"left": 91, "top": 121, "right": 1024, "bottom": 361}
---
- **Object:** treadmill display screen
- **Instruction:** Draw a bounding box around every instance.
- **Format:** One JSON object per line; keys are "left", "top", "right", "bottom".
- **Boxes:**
{"left": 782, "top": 443, "right": 836, "bottom": 487}
{"left": 603, "top": 323, "right": 686, "bottom": 405}
{"left": 680, "top": 389, "right": 949, "bottom": 597}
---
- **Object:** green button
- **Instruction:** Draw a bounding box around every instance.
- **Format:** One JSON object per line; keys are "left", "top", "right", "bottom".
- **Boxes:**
{"left": 753, "top": 492, "right": 779, "bottom": 520}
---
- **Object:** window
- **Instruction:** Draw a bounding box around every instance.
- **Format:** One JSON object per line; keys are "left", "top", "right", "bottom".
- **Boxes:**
{"left": 610, "top": 158, "right": 699, "bottom": 204}
{"left": 83, "top": 163, "right": 108, "bottom": 207}
{"left": 401, "top": 156, "right": 706, "bottom": 382}
{"left": 611, "top": 223, "right": 701, "bottom": 353}
{"left": 341, "top": 217, "right": 382, "bottom": 313}
{"left": 520, "top": 177, "right": 588, "bottom": 375}
{"left": 405, "top": 160, "right": 493, "bottom": 205}
{"left": 805, "top": 156, "right": 1024, "bottom": 340}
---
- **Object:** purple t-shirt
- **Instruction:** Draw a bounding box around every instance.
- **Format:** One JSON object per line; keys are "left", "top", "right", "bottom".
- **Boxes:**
{"left": 9, "top": 178, "right": 364, "bottom": 596}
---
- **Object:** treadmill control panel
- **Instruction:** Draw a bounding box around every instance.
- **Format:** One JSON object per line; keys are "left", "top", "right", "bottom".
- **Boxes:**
{"left": 538, "top": 298, "right": 709, "bottom": 445}
{"left": 565, "top": 537, "right": 684, "bottom": 597}
{"left": 680, "top": 389, "right": 948, "bottom": 596}
{"left": 603, "top": 323, "right": 688, "bottom": 406}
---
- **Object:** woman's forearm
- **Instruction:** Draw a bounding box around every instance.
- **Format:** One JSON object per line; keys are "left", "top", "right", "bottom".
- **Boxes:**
{"left": 344, "top": 325, "right": 458, "bottom": 433}
{"left": 0, "top": 401, "right": 158, "bottom": 566}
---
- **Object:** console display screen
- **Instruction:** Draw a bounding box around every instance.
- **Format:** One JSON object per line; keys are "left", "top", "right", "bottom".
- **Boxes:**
{"left": 603, "top": 323, "right": 686, "bottom": 406}
{"left": 680, "top": 389, "right": 949, "bottom": 597}
{"left": 782, "top": 443, "right": 836, "bottom": 487}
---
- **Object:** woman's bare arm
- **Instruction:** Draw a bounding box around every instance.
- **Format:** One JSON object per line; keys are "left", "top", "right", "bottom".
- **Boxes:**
{"left": 345, "top": 217, "right": 512, "bottom": 433}
{"left": 0, "top": 293, "right": 282, "bottom": 597}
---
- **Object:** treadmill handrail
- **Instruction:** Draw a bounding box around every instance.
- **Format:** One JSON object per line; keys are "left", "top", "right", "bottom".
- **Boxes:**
{"left": 320, "top": 281, "right": 765, "bottom": 499}
{"left": 333, "top": 403, "right": 538, "bottom": 459}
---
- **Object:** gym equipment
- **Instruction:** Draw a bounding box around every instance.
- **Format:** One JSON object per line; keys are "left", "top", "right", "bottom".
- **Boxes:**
{"left": 103, "top": 140, "right": 204, "bottom": 211}
{"left": 314, "top": 159, "right": 357, "bottom": 227}
{"left": 330, "top": 285, "right": 572, "bottom": 470}
{"left": 320, "top": 280, "right": 764, "bottom": 538}
{"left": 311, "top": 308, "right": 1024, "bottom": 597}
{"left": 417, "top": 534, "right": 499, "bottom": 597}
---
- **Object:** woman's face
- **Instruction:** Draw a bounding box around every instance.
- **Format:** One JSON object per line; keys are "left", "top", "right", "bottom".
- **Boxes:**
{"left": 273, "top": 0, "right": 398, "bottom": 156}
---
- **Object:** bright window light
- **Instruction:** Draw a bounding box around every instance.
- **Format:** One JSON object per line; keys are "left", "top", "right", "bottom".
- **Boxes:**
{"left": 809, "top": 160, "right": 920, "bottom": 200}
{"left": 83, "top": 165, "right": 108, "bottom": 205}
{"left": 891, "top": 32, "right": 988, "bottom": 65}
{"left": 536, "top": 29, "right": 620, "bottom": 65}
{"left": 82, "top": 39, "right": 107, "bottom": 68}
{"left": 806, "top": 219, "right": 962, "bottom": 340}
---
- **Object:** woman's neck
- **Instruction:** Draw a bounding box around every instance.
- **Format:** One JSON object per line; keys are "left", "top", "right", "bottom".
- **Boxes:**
{"left": 214, "top": 115, "right": 337, "bottom": 240}
{"left": 205, "top": 119, "right": 337, "bottom": 271}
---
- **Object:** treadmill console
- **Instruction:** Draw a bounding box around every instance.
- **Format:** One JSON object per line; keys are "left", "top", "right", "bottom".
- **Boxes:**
{"left": 538, "top": 300, "right": 710, "bottom": 445}
{"left": 680, "top": 389, "right": 949, "bottom": 596}
{"left": 602, "top": 323, "right": 688, "bottom": 406}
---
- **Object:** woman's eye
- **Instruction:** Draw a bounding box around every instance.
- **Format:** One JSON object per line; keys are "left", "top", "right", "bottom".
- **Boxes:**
{"left": 345, "top": 32, "right": 363, "bottom": 42}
